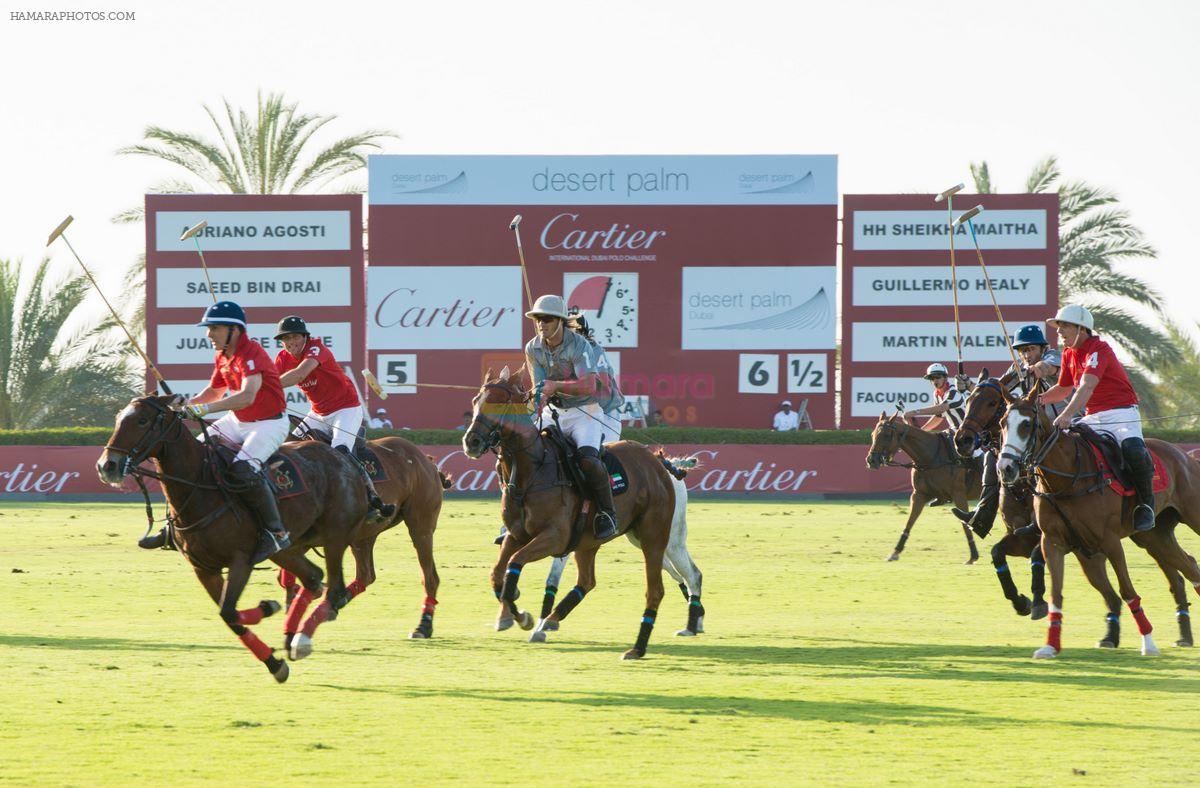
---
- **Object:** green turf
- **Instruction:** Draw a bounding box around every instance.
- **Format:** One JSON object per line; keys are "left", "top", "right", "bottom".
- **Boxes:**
{"left": 1, "top": 499, "right": 1197, "bottom": 785}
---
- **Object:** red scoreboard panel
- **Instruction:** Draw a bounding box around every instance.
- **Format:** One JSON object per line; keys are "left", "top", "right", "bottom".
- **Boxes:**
{"left": 841, "top": 193, "right": 1059, "bottom": 429}
{"left": 367, "top": 155, "right": 838, "bottom": 429}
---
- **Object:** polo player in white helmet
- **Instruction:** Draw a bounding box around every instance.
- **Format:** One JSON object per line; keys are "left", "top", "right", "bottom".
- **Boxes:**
{"left": 525, "top": 294, "right": 620, "bottom": 540}
{"left": 902, "top": 363, "right": 971, "bottom": 433}
{"left": 1038, "top": 304, "right": 1156, "bottom": 531}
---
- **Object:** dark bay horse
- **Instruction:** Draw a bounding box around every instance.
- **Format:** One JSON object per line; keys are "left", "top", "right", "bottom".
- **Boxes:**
{"left": 997, "top": 386, "right": 1200, "bottom": 658}
{"left": 98, "top": 395, "right": 380, "bottom": 681}
{"left": 284, "top": 420, "right": 449, "bottom": 640}
{"left": 866, "top": 413, "right": 981, "bottom": 564}
{"left": 461, "top": 368, "right": 704, "bottom": 660}
{"left": 956, "top": 376, "right": 1194, "bottom": 648}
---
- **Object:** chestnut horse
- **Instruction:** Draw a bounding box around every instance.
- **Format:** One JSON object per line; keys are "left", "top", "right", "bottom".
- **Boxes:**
{"left": 98, "top": 395, "right": 378, "bottom": 682}
{"left": 997, "top": 386, "right": 1200, "bottom": 658}
{"left": 461, "top": 368, "right": 704, "bottom": 660}
{"left": 866, "top": 413, "right": 981, "bottom": 564}
{"left": 284, "top": 418, "right": 449, "bottom": 640}
{"left": 956, "top": 376, "right": 1194, "bottom": 648}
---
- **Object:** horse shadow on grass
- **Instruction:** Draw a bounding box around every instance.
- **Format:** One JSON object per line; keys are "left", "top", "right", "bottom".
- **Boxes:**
{"left": 315, "top": 683, "right": 1198, "bottom": 734}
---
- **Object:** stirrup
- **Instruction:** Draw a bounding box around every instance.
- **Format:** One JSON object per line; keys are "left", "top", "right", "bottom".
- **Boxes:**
{"left": 593, "top": 511, "right": 619, "bottom": 540}
{"left": 1133, "top": 504, "right": 1156, "bottom": 533}
{"left": 137, "top": 527, "right": 168, "bottom": 550}
{"left": 252, "top": 529, "right": 292, "bottom": 564}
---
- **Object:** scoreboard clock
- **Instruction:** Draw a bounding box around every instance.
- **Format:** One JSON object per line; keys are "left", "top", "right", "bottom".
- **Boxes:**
{"left": 563, "top": 272, "right": 639, "bottom": 348}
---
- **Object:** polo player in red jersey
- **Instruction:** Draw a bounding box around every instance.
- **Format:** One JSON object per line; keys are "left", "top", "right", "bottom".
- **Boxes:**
{"left": 1038, "top": 304, "right": 1156, "bottom": 532}
{"left": 274, "top": 315, "right": 394, "bottom": 521}
{"left": 165, "top": 301, "right": 293, "bottom": 561}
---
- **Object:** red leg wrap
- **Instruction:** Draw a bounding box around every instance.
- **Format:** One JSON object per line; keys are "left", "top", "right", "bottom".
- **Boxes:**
{"left": 301, "top": 600, "right": 332, "bottom": 638}
{"left": 238, "top": 629, "right": 273, "bottom": 661}
{"left": 284, "top": 587, "right": 315, "bottom": 634}
{"left": 1047, "top": 612, "right": 1063, "bottom": 652}
{"left": 347, "top": 579, "right": 367, "bottom": 599}
{"left": 1127, "top": 597, "right": 1153, "bottom": 635}
{"left": 422, "top": 596, "right": 438, "bottom": 615}
{"left": 237, "top": 607, "right": 265, "bottom": 626}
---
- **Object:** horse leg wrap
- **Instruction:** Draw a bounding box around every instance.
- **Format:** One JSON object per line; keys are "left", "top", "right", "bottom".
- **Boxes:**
{"left": 1104, "top": 613, "right": 1121, "bottom": 645}
{"left": 500, "top": 563, "right": 523, "bottom": 603}
{"left": 277, "top": 569, "right": 297, "bottom": 591}
{"left": 346, "top": 579, "right": 368, "bottom": 599}
{"left": 541, "top": 584, "right": 558, "bottom": 620}
{"left": 991, "top": 562, "right": 1020, "bottom": 602}
{"left": 301, "top": 600, "right": 332, "bottom": 638}
{"left": 421, "top": 596, "right": 438, "bottom": 616}
{"left": 894, "top": 530, "right": 911, "bottom": 554}
{"left": 284, "top": 587, "right": 315, "bottom": 635}
{"left": 1047, "top": 609, "right": 1063, "bottom": 652}
{"left": 1029, "top": 551, "right": 1046, "bottom": 601}
{"left": 238, "top": 629, "right": 274, "bottom": 662}
{"left": 678, "top": 582, "right": 690, "bottom": 602}
{"left": 552, "top": 586, "right": 587, "bottom": 621}
{"left": 687, "top": 596, "right": 704, "bottom": 631}
{"left": 237, "top": 606, "right": 266, "bottom": 626}
{"left": 1127, "top": 596, "right": 1153, "bottom": 636}
{"left": 634, "top": 608, "right": 657, "bottom": 653}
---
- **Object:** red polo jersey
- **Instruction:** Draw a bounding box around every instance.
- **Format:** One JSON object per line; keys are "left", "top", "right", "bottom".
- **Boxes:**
{"left": 275, "top": 337, "right": 360, "bottom": 416}
{"left": 1057, "top": 335, "right": 1138, "bottom": 413}
{"left": 210, "top": 333, "right": 286, "bottom": 421}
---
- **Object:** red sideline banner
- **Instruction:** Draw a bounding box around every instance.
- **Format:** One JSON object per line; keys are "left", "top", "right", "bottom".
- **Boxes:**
{"left": 3, "top": 444, "right": 908, "bottom": 496}
{"left": 11, "top": 445, "right": 1200, "bottom": 498}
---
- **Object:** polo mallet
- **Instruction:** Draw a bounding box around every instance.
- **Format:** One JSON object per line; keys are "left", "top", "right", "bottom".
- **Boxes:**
{"left": 46, "top": 216, "right": 173, "bottom": 395}
{"left": 179, "top": 220, "right": 217, "bottom": 304}
{"left": 509, "top": 214, "right": 533, "bottom": 310}
{"left": 362, "top": 369, "right": 474, "bottom": 398}
{"left": 954, "top": 205, "right": 1022, "bottom": 373}
{"left": 935, "top": 184, "right": 966, "bottom": 385}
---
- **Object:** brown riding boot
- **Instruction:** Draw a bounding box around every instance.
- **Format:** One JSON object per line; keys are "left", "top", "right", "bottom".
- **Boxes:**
{"left": 578, "top": 447, "right": 618, "bottom": 540}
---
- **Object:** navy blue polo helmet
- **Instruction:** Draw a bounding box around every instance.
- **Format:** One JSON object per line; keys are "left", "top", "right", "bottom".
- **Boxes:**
{"left": 197, "top": 301, "right": 247, "bottom": 329}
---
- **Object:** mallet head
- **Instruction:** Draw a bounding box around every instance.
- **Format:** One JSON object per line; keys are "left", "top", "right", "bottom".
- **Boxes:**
{"left": 362, "top": 369, "right": 389, "bottom": 400}
{"left": 509, "top": 214, "right": 522, "bottom": 231}
{"left": 180, "top": 220, "right": 208, "bottom": 241}
{"left": 46, "top": 215, "right": 74, "bottom": 246}
{"left": 935, "top": 183, "right": 964, "bottom": 203}
{"left": 953, "top": 205, "right": 984, "bottom": 228}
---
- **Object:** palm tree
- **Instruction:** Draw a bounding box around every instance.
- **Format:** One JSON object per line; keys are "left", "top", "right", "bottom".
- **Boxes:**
{"left": 0, "top": 257, "right": 138, "bottom": 429}
{"left": 969, "top": 156, "right": 1178, "bottom": 413}
{"left": 1150, "top": 320, "right": 1200, "bottom": 429}
{"left": 113, "top": 90, "right": 397, "bottom": 327}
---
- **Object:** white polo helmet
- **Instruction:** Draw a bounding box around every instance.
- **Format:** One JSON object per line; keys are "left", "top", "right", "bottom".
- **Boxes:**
{"left": 1048, "top": 304, "right": 1094, "bottom": 331}
{"left": 525, "top": 294, "right": 570, "bottom": 320}
{"left": 924, "top": 363, "right": 949, "bottom": 380}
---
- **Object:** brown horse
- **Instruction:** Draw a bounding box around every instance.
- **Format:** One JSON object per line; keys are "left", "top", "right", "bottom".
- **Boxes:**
{"left": 866, "top": 413, "right": 981, "bottom": 564}
{"left": 98, "top": 395, "right": 380, "bottom": 682}
{"left": 284, "top": 418, "right": 449, "bottom": 640}
{"left": 997, "top": 386, "right": 1200, "bottom": 658}
{"left": 956, "top": 377, "right": 1194, "bottom": 648}
{"left": 461, "top": 367, "right": 704, "bottom": 660}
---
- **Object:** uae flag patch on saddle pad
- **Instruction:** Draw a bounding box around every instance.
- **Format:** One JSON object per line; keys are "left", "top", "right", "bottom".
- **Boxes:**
{"left": 602, "top": 451, "right": 630, "bottom": 496}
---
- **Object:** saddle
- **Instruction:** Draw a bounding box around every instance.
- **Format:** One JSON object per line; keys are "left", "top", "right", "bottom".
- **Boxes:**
{"left": 539, "top": 423, "right": 629, "bottom": 557}
{"left": 284, "top": 419, "right": 388, "bottom": 481}
{"left": 212, "top": 443, "right": 308, "bottom": 501}
{"left": 1071, "top": 424, "right": 1170, "bottom": 497}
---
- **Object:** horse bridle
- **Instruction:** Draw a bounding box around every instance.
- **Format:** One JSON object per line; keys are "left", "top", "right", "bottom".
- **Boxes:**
{"left": 469, "top": 382, "right": 535, "bottom": 458}
{"left": 957, "top": 379, "right": 1008, "bottom": 454}
{"left": 999, "top": 399, "right": 1062, "bottom": 475}
{"left": 104, "top": 397, "right": 186, "bottom": 478}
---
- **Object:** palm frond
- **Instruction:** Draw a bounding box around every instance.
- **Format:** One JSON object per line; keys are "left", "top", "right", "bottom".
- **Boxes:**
{"left": 969, "top": 161, "right": 992, "bottom": 194}
{"left": 1024, "top": 156, "right": 1059, "bottom": 194}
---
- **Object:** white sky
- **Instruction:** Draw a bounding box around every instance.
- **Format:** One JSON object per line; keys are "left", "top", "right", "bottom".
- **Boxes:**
{"left": 2, "top": 0, "right": 1198, "bottom": 332}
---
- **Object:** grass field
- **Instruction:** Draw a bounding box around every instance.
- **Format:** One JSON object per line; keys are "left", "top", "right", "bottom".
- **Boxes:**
{"left": 2, "top": 499, "right": 1198, "bottom": 785}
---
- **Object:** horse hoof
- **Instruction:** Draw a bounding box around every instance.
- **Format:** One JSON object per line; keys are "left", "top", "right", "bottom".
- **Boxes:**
{"left": 260, "top": 600, "right": 282, "bottom": 618}
{"left": 621, "top": 648, "right": 645, "bottom": 661}
{"left": 409, "top": 630, "right": 428, "bottom": 640}
{"left": 964, "top": 557, "right": 978, "bottom": 565}
{"left": 675, "top": 628, "right": 697, "bottom": 637}
{"left": 1097, "top": 639, "right": 1118, "bottom": 649}
{"left": 537, "top": 618, "right": 559, "bottom": 632}
{"left": 694, "top": 617, "right": 704, "bottom": 634}
{"left": 1176, "top": 639, "right": 1193, "bottom": 648}
{"left": 290, "top": 633, "right": 313, "bottom": 661}
{"left": 518, "top": 611, "right": 535, "bottom": 631}
{"left": 529, "top": 629, "right": 547, "bottom": 643}
{"left": 886, "top": 552, "right": 900, "bottom": 562}
{"left": 1142, "top": 635, "right": 1160, "bottom": 656}
{"left": 1030, "top": 602, "right": 1049, "bottom": 621}
{"left": 1013, "top": 595, "right": 1032, "bottom": 617}
{"left": 495, "top": 616, "right": 515, "bottom": 632}
{"left": 269, "top": 657, "right": 289, "bottom": 683}
{"left": 1032, "top": 645, "right": 1059, "bottom": 659}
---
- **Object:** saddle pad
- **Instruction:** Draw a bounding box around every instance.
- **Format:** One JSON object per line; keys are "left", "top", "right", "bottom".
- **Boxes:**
{"left": 355, "top": 445, "right": 389, "bottom": 483}
{"left": 602, "top": 450, "right": 630, "bottom": 497}
{"left": 266, "top": 453, "right": 309, "bottom": 500}
{"left": 1089, "top": 445, "right": 1170, "bottom": 497}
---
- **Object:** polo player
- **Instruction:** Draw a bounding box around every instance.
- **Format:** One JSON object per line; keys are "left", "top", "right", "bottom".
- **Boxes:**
{"left": 525, "top": 294, "right": 620, "bottom": 540}
{"left": 1039, "top": 304, "right": 1156, "bottom": 532}
{"left": 953, "top": 323, "right": 1063, "bottom": 536}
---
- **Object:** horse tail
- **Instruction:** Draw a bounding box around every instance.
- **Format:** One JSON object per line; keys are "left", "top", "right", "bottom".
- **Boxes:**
{"left": 655, "top": 448, "right": 698, "bottom": 480}
{"left": 427, "top": 455, "right": 454, "bottom": 489}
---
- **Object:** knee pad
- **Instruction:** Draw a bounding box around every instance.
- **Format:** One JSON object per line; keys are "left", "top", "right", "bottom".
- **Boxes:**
{"left": 577, "top": 445, "right": 601, "bottom": 461}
